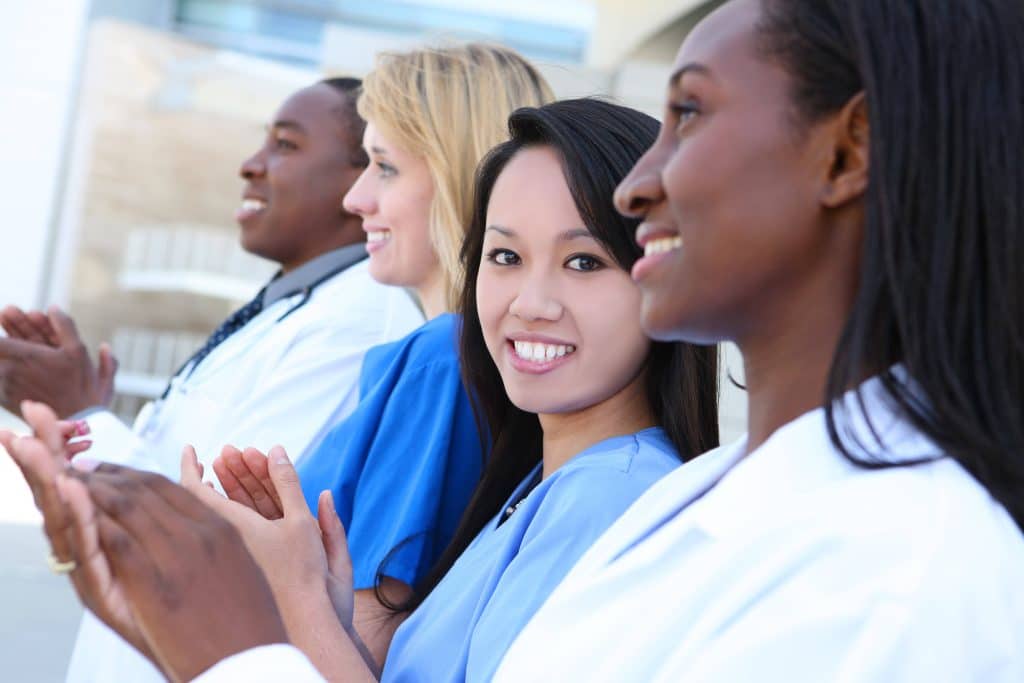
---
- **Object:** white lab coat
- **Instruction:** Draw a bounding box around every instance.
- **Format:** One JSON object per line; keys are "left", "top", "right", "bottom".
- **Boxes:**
{"left": 192, "top": 377, "right": 1024, "bottom": 683}
{"left": 65, "top": 258, "right": 423, "bottom": 683}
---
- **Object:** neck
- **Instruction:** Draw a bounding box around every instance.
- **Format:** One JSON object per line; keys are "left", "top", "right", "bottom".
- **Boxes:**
{"left": 739, "top": 221, "right": 862, "bottom": 454}
{"left": 538, "top": 371, "right": 656, "bottom": 480}
{"left": 278, "top": 217, "right": 365, "bottom": 274}
{"left": 415, "top": 270, "right": 449, "bottom": 320}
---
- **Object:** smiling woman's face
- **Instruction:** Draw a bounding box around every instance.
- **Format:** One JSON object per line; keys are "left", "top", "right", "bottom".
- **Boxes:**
{"left": 477, "top": 146, "right": 650, "bottom": 416}
{"left": 342, "top": 122, "right": 439, "bottom": 290}
{"left": 615, "top": 0, "right": 840, "bottom": 345}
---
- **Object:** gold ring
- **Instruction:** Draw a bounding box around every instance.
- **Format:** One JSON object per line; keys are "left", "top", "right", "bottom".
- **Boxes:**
{"left": 47, "top": 552, "right": 77, "bottom": 575}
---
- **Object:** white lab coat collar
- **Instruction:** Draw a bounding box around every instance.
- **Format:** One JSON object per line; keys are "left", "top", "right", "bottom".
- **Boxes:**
{"left": 683, "top": 372, "right": 943, "bottom": 540}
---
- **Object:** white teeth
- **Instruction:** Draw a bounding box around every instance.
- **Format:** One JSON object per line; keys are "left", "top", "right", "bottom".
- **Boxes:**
{"left": 644, "top": 236, "right": 683, "bottom": 257}
{"left": 513, "top": 341, "right": 576, "bottom": 363}
{"left": 241, "top": 199, "right": 266, "bottom": 211}
{"left": 367, "top": 230, "right": 391, "bottom": 243}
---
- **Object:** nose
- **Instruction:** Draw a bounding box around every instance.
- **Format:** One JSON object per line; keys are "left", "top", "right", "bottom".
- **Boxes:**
{"left": 508, "top": 271, "right": 563, "bottom": 323}
{"left": 239, "top": 149, "right": 266, "bottom": 180}
{"left": 342, "top": 166, "right": 377, "bottom": 217}
{"left": 614, "top": 141, "right": 668, "bottom": 219}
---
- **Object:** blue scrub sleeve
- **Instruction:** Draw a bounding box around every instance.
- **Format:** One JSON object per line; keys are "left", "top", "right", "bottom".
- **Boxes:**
{"left": 343, "top": 358, "right": 468, "bottom": 589}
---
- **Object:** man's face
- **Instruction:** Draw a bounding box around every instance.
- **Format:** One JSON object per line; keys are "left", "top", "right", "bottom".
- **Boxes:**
{"left": 236, "top": 84, "right": 364, "bottom": 270}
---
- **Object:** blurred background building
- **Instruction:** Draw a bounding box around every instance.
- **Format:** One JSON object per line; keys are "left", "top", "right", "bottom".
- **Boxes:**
{"left": 1, "top": 1, "right": 735, "bottom": 679}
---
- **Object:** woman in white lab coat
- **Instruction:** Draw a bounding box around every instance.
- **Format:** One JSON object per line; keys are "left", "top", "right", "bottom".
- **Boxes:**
{"left": 494, "top": 0, "right": 1024, "bottom": 679}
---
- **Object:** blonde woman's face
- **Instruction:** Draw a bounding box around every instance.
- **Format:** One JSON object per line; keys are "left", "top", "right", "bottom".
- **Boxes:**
{"left": 343, "top": 123, "right": 439, "bottom": 289}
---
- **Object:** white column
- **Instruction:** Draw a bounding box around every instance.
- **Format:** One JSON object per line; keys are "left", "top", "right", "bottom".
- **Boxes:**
{"left": 0, "top": 0, "right": 90, "bottom": 309}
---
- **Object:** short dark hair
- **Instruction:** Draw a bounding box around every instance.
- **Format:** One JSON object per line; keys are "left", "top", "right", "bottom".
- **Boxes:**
{"left": 319, "top": 77, "right": 369, "bottom": 168}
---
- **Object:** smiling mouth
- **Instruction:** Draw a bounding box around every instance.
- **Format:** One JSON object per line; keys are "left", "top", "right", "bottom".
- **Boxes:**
{"left": 643, "top": 236, "right": 682, "bottom": 257}
{"left": 236, "top": 198, "right": 267, "bottom": 221}
{"left": 366, "top": 229, "right": 391, "bottom": 243}
{"left": 512, "top": 340, "right": 576, "bottom": 362}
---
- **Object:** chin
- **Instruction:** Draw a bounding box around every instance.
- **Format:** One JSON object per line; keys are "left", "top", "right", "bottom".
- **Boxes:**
{"left": 640, "top": 292, "right": 723, "bottom": 346}
{"left": 640, "top": 291, "right": 685, "bottom": 342}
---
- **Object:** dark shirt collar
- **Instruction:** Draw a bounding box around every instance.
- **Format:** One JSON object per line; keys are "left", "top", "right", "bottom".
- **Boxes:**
{"left": 262, "top": 243, "right": 367, "bottom": 308}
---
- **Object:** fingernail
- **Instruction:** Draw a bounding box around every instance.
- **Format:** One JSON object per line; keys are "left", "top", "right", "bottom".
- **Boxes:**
{"left": 71, "top": 457, "right": 100, "bottom": 472}
{"left": 270, "top": 447, "right": 290, "bottom": 466}
{"left": 75, "top": 420, "right": 90, "bottom": 436}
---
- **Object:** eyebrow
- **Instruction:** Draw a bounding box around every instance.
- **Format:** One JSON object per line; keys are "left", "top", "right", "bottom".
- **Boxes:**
{"left": 485, "top": 226, "right": 595, "bottom": 242}
{"left": 669, "top": 62, "right": 712, "bottom": 88}
{"left": 270, "top": 120, "right": 306, "bottom": 133}
{"left": 369, "top": 145, "right": 390, "bottom": 156}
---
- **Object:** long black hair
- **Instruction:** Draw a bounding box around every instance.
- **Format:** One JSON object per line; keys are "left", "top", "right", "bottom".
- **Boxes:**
{"left": 758, "top": 0, "right": 1024, "bottom": 529}
{"left": 380, "top": 98, "right": 720, "bottom": 611}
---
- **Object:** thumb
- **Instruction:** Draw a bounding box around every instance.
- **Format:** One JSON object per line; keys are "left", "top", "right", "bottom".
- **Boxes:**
{"left": 97, "top": 343, "right": 118, "bottom": 387}
{"left": 267, "top": 445, "right": 307, "bottom": 516}
{"left": 180, "top": 445, "right": 203, "bottom": 490}
{"left": 318, "top": 490, "right": 352, "bottom": 583}
{"left": 46, "top": 306, "right": 82, "bottom": 351}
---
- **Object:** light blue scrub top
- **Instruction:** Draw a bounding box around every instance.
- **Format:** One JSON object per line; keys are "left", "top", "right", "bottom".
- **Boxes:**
{"left": 297, "top": 313, "right": 484, "bottom": 588}
{"left": 381, "top": 427, "right": 680, "bottom": 682}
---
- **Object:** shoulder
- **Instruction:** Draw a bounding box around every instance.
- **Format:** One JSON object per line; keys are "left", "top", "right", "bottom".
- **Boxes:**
{"left": 559, "top": 428, "right": 680, "bottom": 482}
{"left": 365, "top": 313, "right": 461, "bottom": 373}
{"left": 783, "top": 456, "right": 1024, "bottom": 638}
{"left": 525, "top": 431, "right": 681, "bottom": 533}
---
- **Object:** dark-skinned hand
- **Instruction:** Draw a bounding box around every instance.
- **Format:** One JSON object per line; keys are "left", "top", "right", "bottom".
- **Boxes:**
{"left": 66, "top": 465, "right": 291, "bottom": 682}
{"left": 0, "top": 401, "right": 152, "bottom": 661}
{"left": 0, "top": 306, "right": 117, "bottom": 418}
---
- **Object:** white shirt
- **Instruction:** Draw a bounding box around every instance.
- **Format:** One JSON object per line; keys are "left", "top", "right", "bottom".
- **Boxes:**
{"left": 191, "top": 378, "right": 1024, "bottom": 682}
{"left": 494, "top": 382, "right": 1024, "bottom": 682}
{"left": 66, "top": 254, "right": 423, "bottom": 683}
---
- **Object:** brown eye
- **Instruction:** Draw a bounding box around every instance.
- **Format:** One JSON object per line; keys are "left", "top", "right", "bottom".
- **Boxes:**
{"left": 487, "top": 248, "right": 521, "bottom": 266}
{"left": 566, "top": 255, "right": 603, "bottom": 272}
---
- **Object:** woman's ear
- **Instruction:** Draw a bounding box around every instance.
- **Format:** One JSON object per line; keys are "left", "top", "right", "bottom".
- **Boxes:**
{"left": 820, "top": 91, "right": 870, "bottom": 209}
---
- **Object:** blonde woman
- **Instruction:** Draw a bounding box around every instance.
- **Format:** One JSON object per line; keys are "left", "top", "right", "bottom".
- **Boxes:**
{"left": 202, "top": 43, "right": 554, "bottom": 669}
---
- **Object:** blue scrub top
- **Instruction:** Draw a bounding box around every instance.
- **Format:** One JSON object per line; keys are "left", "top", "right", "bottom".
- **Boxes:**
{"left": 297, "top": 313, "right": 484, "bottom": 589}
{"left": 382, "top": 427, "right": 680, "bottom": 682}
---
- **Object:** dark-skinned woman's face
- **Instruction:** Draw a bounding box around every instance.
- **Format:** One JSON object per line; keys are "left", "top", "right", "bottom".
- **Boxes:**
{"left": 615, "top": 0, "right": 842, "bottom": 345}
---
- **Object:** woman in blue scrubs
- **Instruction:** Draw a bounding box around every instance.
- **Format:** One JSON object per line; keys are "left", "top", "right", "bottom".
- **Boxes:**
{"left": 376, "top": 98, "right": 719, "bottom": 680}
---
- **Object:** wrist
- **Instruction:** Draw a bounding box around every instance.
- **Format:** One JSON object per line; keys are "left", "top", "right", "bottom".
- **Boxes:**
{"left": 275, "top": 581, "right": 334, "bottom": 637}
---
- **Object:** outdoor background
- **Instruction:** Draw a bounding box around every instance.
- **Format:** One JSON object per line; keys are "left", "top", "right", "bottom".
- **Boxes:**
{"left": 0, "top": 1, "right": 735, "bottom": 679}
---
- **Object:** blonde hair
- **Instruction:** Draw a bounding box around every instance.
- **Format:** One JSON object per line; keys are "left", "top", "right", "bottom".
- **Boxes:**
{"left": 358, "top": 43, "right": 554, "bottom": 309}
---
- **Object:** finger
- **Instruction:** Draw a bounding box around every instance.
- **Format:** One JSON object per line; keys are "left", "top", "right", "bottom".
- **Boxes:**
{"left": 241, "top": 447, "right": 282, "bottom": 515}
{"left": 26, "top": 310, "right": 60, "bottom": 347}
{"left": 225, "top": 447, "right": 281, "bottom": 520}
{"left": 267, "top": 446, "right": 308, "bottom": 517}
{"left": 59, "top": 420, "right": 91, "bottom": 441}
{"left": 0, "top": 429, "right": 15, "bottom": 454}
{"left": 317, "top": 490, "right": 352, "bottom": 585}
{"left": 21, "top": 400, "right": 66, "bottom": 456}
{"left": 67, "top": 440, "right": 93, "bottom": 458}
{"left": 97, "top": 343, "right": 118, "bottom": 390}
{"left": 56, "top": 474, "right": 113, "bottom": 610}
{"left": 213, "top": 450, "right": 258, "bottom": 511}
{"left": 47, "top": 306, "right": 83, "bottom": 351}
{"left": 1, "top": 306, "right": 48, "bottom": 344}
{"left": 88, "top": 467, "right": 209, "bottom": 530}
{"left": 14, "top": 436, "right": 75, "bottom": 561}
{"left": 179, "top": 446, "right": 204, "bottom": 491}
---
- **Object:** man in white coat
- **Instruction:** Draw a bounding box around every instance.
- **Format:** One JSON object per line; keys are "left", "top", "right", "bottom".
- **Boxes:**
{"left": 0, "top": 77, "right": 423, "bottom": 681}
